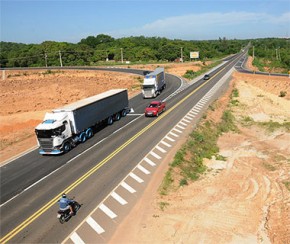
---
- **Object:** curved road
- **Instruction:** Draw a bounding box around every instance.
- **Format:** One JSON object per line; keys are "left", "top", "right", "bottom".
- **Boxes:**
{"left": 0, "top": 51, "right": 259, "bottom": 243}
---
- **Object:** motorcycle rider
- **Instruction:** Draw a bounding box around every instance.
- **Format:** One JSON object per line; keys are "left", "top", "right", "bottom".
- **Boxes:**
{"left": 59, "top": 193, "right": 74, "bottom": 215}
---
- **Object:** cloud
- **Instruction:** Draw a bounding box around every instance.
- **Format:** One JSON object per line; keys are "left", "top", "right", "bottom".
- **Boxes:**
{"left": 108, "top": 11, "right": 290, "bottom": 39}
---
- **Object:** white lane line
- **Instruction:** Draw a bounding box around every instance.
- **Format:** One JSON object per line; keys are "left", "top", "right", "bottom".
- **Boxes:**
{"left": 144, "top": 157, "right": 156, "bottom": 166}
{"left": 165, "top": 135, "right": 175, "bottom": 142}
{"left": 182, "top": 118, "right": 191, "bottom": 123}
{"left": 169, "top": 131, "right": 179, "bottom": 137}
{"left": 111, "top": 191, "right": 128, "bottom": 205}
{"left": 173, "top": 128, "right": 182, "bottom": 133}
{"left": 71, "top": 232, "right": 85, "bottom": 244}
{"left": 150, "top": 151, "right": 161, "bottom": 159}
{"left": 86, "top": 216, "right": 105, "bottom": 234}
{"left": 179, "top": 121, "right": 187, "bottom": 126}
{"left": 137, "top": 165, "right": 150, "bottom": 175}
{"left": 176, "top": 124, "right": 185, "bottom": 130}
{"left": 195, "top": 104, "right": 203, "bottom": 109}
{"left": 129, "top": 172, "right": 144, "bottom": 183}
{"left": 156, "top": 145, "right": 166, "bottom": 153}
{"left": 99, "top": 203, "right": 117, "bottom": 219}
{"left": 161, "top": 140, "right": 172, "bottom": 148}
{"left": 121, "top": 181, "right": 136, "bottom": 193}
{"left": 185, "top": 115, "right": 194, "bottom": 120}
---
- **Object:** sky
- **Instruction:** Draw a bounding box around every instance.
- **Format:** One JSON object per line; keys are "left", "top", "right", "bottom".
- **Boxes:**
{"left": 1, "top": 0, "right": 290, "bottom": 44}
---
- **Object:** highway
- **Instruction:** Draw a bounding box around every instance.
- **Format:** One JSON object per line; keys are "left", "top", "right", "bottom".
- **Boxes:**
{"left": 0, "top": 52, "right": 246, "bottom": 243}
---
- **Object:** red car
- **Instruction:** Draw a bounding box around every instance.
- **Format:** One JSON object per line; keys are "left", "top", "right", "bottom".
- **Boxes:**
{"left": 145, "top": 100, "right": 166, "bottom": 117}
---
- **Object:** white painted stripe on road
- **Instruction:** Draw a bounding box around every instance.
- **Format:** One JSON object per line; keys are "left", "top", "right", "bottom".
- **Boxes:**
{"left": 165, "top": 135, "right": 175, "bottom": 142}
{"left": 190, "top": 111, "right": 198, "bottom": 115}
{"left": 173, "top": 128, "right": 182, "bottom": 133}
{"left": 150, "top": 151, "right": 161, "bottom": 159}
{"left": 99, "top": 203, "right": 117, "bottom": 219}
{"left": 185, "top": 114, "right": 194, "bottom": 119}
{"left": 86, "top": 216, "right": 105, "bottom": 234}
{"left": 144, "top": 157, "right": 156, "bottom": 166}
{"left": 176, "top": 124, "right": 185, "bottom": 130}
{"left": 182, "top": 118, "right": 191, "bottom": 123}
{"left": 179, "top": 121, "right": 187, "bottom": 126}
{"left": 195, "top": 105, "right": 203, "bottom": 110}
{"left": 192, "top": 107, "right": 200, "bottom": 112}
{"left": 111, "top": 191, "right": 128, "bottom": 205}
{"left": 121, "top": 181, "right": 136, "bottom": 193}
{"left": 129, "top": 172, "right": 144, "bottom": 183}
{"left": 71, "top": 232, "right": 85, "bottom": 244}
{"left": 137, "top": 164, "right": 150, "bottom": 175}
{"left": 169, "top": 131, "right": 179, "bottom": 137}
{"left": 156, "top": 145, "right": 166, "bottom": 153}
{"left": 161, "top": 140, "right": 171, "bottom": 148}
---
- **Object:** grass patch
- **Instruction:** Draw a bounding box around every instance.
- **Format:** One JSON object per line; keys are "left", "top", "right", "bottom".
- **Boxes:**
{"left": 159, "top": 201, "right": 169, "bottom": 211}
{"left": 283, "top": 181, "right": 290, "bottom": 191}
{"left": 262, "top": 162, "right": 276, "bottom": 171}
{"left": 258, "top": 121, "right": 290, "bottom": 132}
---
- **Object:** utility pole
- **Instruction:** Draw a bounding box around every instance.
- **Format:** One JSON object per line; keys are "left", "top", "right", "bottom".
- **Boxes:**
{"left": 120, "top": 48, "right": 123, "bottom": 63}
{"left": 44, "top": 52, "right": 48, "bottom": 67}
{"left": 59, "top": 50, "right": 63, "bottom": 67}
{"left": 252, "top": 46, "right": 255, "bottom": 60}
{"left": 180, "top": 47, "right": 183, "bottom": 62}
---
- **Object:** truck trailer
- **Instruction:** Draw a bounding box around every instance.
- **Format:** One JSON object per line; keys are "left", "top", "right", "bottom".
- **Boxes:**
{"left": 142, "top": 67, "right": 166, "bottom": 98}
{"left": 35, "top": 89, "right": 129, "bottom": 155}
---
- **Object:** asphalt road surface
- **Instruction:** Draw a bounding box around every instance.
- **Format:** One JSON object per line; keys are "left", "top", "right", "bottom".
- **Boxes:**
{"left": 0, "top": 52, "right": 247, "bottom": 243}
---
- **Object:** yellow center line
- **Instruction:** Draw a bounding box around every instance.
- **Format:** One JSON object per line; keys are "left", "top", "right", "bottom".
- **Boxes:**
{"left": 1, "top": 60, "right": 233, "bottom": 243}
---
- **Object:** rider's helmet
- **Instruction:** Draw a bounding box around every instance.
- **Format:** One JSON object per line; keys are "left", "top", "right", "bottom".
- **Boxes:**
{"left": 62, "top": 193, "right": 67, "bottom": 198}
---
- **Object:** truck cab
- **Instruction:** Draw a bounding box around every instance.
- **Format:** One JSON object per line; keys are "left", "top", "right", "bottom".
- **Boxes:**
{"left": 35, "top": 113, "right": 72, "bottom": 154}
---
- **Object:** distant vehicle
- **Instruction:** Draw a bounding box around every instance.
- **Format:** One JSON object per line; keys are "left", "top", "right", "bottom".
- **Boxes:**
{"left": 142, "top": 68, "right": 166, "bottom": 98}
{"left": 203, "top": 74, "right": 210, "bottom": 80}
{"left": 144, "top": 100, "right": 166, "bottom": 117}
{"left": 35, "top": 89, "right": 129, "bottom": 155}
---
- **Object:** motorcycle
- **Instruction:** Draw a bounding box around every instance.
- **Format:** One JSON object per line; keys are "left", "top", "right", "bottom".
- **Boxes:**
{"left": 57, "top": 200, "right": 81, "bottom": 224}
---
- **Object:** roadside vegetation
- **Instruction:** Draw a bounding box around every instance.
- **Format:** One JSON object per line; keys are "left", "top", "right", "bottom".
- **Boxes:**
{"left": 249, "top": 38, "right": 290, "bottom": 73}
{"left": 182, "top": 60, "right": 222, "bottom": 80}
{"left": 1, "top": 35, "right": 247, "bottom": 67}
{"left": 159, "top": 89, "right": 238, "bottom": 197}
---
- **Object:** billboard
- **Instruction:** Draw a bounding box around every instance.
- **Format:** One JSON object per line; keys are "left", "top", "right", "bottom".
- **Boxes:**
{"left": 190, "top": 51, "right": 199, "bottom": 59}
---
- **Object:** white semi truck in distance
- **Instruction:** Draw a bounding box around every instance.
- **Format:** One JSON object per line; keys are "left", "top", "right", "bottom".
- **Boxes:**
{"left": 142, "top": 67, "right": 166, "bottom": 98}
{"left": 35, "top": 89, "right": 129, "bottom": 155}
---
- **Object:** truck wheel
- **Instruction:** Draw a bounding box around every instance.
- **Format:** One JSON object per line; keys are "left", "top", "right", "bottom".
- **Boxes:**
{"left": 79, "top": 132, "right": 87, "bottom": 143}
{"left": 86, "top": 128, "right": 93, "bottom": 138}
{"left": 63, "top": 142, "right": 71, "bottom": 153}
{"left": 107, "top": 116, "right": 114, "bottom": 125}
{"left": 114, "top": 112, "right": 121, "bottom": 121}
{"left": 121, "top": 109, "right": 127, "bottom": 117}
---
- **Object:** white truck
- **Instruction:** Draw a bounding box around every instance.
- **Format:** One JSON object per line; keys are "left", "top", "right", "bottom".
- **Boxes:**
{"left": 142, "top": 67, "right": 166, "bottom": 98}
{"left": 35, "top": 89, "right": 129, "bottom": 155}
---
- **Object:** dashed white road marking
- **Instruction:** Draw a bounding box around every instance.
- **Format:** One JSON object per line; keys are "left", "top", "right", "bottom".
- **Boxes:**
{"left": 156, "top": 145, "right": 166, "bottom": 153}
{"left": 173, "top": 128, "right": 182, "bottom": 133}
{"left": 182, "top": 118, "right": 191, "bottom": 123}
{"left": 111, "top": 191, "right": 128, "bottom": 205}
{"left": 179, "top": 121, "right": 187, "bottom": 126}
{"left": 71, "top": 232, "right": 85, "bottom": 244}
{"left": 99, "top": 203, "right": 117, "bottom": 219}
{"left": 185, "top": 115, "right": 194, "bottom": 120}
{"left": 86, "top": 216, "right": 105, "bottom": 234}
{"left": 176, "top": 124, "right": 185, "bottom": 130}
{"left": 150, "top": 151, "right": 161, "bottom": 159}
{"left": 121, "top": 181, "right": 136, "bottom": 193}
{"left": 137, "top": 164, "right": 150, "bottom": 175}
{"left": 144, "top": 157, "right": 156, "bottom": 166}
{"left": 169, "top": 131, "right": 179, "bottom": 137}
{"left": 161, "top": 140, "right": 171, "bottom": 148}
{"left": 129, "top": 172, "right": 144, "bottom": 183}
{"left": 165, "top": 135, "right": 175, "bottom": 142}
